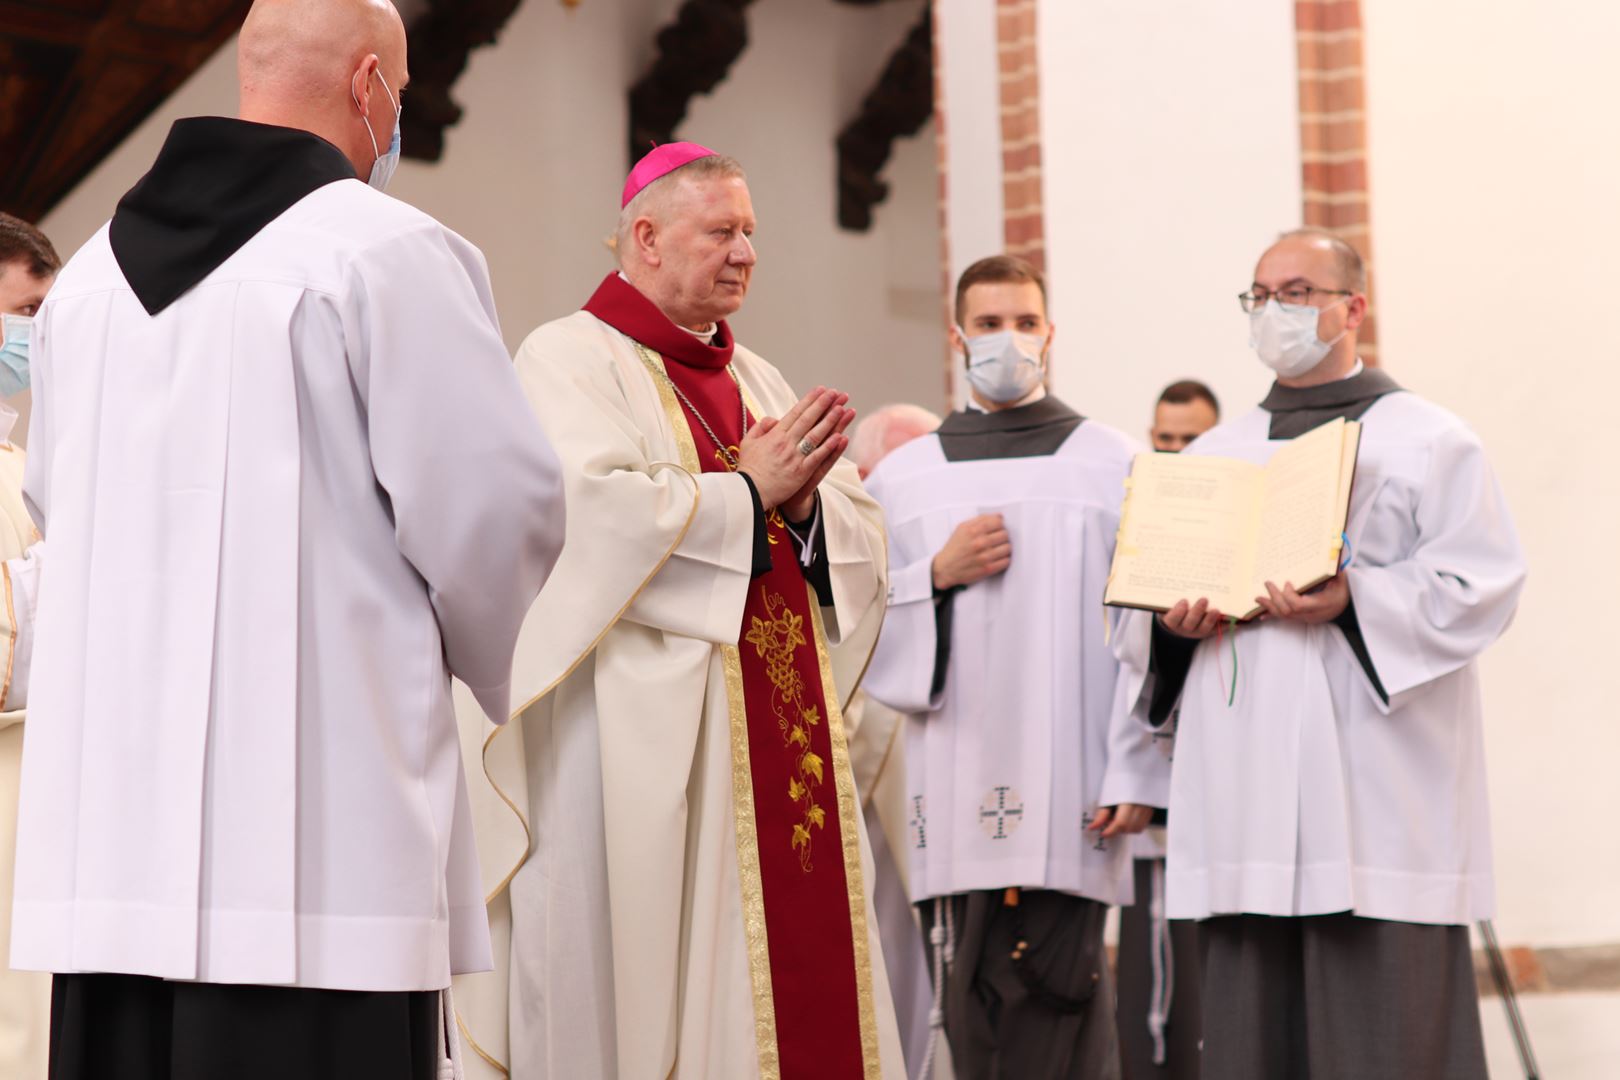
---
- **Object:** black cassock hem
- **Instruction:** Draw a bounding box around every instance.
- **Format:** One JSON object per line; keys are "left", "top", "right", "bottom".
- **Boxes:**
{"left": 49, "top": 973, "right": 439, "bottom": 1080}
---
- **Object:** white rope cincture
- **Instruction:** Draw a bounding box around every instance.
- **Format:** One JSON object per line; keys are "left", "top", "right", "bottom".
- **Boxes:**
{"left": 439, "top": 984, "right": 464, "bottom": 1080}
{"left": 1146, "top": 858, "right": 1173, "bottom": 1067}
{"left": 919, "top": 896, "right": 957, "bottom": 1080}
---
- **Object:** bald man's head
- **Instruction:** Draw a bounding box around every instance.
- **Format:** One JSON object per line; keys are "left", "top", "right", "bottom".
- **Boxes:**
{"left": 239, "top": 0, "right": 408, "bottom": 179}
{"left": 849, "top": 404, "right": 942, "bottom": 478}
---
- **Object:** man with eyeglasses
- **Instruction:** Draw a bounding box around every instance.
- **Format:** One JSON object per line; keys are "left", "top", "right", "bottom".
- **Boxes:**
{"left": 1113, "top": 228, "right": 1526, "bottom": 1079}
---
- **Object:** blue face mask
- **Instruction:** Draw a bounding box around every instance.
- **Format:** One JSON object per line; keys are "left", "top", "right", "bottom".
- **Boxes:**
{"left": 0, "top": 314, "right": 31, "bottom": 398}
{"left": 353, "top": 70, "right": 402, "bottom": 192}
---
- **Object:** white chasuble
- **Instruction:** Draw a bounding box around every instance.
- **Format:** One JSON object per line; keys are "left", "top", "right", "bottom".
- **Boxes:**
{"left": 455, "top": 298, "right": 905, "bottom": 1080}
{"left": 1118, "top": 393, "right": 1526, "bottom": 925}
{"left": 861, "top": 405, "right": 1168, "bottom": 907}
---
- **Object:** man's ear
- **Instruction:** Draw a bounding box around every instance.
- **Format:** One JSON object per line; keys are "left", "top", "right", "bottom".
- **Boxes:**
{"left": 1344, "top": 293, "right": 1368, "bottom": 331}
{"left": 633, "top": 217, "right": 661, "bottom": 268}
{"left": 948, "top": 323, "right": 965, "bottom": 355}
{"left": 351, "top": 54, "right": 381, "bottom": 118}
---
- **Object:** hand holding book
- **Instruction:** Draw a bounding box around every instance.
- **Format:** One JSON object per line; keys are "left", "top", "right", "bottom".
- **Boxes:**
{"left": 1106, "top": 417, "right": 1362, "bottom": 624}
{"left": 1253, "top": 574, "right": 1349, "bottom": 624}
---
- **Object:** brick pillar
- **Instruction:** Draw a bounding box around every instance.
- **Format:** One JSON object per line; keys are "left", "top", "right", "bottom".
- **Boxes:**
{"left": 1296, "top": 0, "right": 1379, "bottom": 362}
{"left": 997, "top": 0, "right": 1045, "bottom": 272}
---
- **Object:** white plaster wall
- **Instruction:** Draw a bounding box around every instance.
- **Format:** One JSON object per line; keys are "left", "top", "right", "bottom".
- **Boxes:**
{"left": 1362, "top": 0, "right": 1620, "bottom": 947}
{"left": 41, "top": 0, "right": 944, "bottom": 421}
{"left": 35, "top": 0, "right": 1616, "bottom": 949}
{"left": 935, "top": 0, "right": 1006, "bottom": 292}
{"left": 678, "top": 0, "right": 943, "bottom": 413}
{"left": 1034, "top": 0, "right": 1302, "bottom": 442}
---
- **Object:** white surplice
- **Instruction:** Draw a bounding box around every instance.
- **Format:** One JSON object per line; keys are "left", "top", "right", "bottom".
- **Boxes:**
{"left": 861, "top": 421, "right": 1168, "bottom": 907}
{"left": 0, "top": 402, "right": 46, "bottom": 1080}
{"left": 1115, "top": 393, "right": 1526, "bottom": 924}
{"left": 10, "top": 182, "right": 566, "bottom": 990}
{"left": 453, "top": 310, "right": 905, "bottom": 1079}
{"left": 844, "top": 689, "right": 945, "bottom": 1080}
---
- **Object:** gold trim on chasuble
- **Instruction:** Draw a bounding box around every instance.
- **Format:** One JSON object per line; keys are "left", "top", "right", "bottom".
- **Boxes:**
{"left": 726, "top": 379, "right": 882, "bottom": 1077}
{"left": 810, "top": 601, "right": 883, "bottom": 1074}
{"left": 723, "top": 357, "right": 882, "bottom": 1079}
{"left": 455, "top": 361, "right": 707, "bottom": 1077}
{"left": 643, "top": 345, "right": 782, "bottom": 1079}
{"left": 645, "top": 347, "right": 883, "bottom": 1078}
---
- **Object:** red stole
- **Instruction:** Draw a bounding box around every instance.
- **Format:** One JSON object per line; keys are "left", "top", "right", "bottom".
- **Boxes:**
{"left": 583, "top": 274, "right": 868, "bottom": 1078}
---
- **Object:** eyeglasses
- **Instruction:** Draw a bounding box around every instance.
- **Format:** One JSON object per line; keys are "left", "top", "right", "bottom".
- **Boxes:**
{"left": 1238, "top": 285, "right": 1352, "bottom": 313}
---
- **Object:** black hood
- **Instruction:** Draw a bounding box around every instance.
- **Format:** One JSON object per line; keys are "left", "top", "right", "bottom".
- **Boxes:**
{"left": 1260, "top": 366, "right": 1403, "bottom": 439}
{"left": 109, "top": 117, "right": 357, "bottom": 315}
{"left": 936, "top": 395, "right": 1084, "bottom": 462}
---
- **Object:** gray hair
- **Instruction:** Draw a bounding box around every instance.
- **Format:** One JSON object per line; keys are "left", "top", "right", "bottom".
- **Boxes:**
{"left": 614, "top": 153, "right": 748, "bottom": 268}
{"left": 848, "top": 403, "right": 942, "bottom": 475}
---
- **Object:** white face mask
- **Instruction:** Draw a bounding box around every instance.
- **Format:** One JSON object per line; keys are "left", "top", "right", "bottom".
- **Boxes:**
{"left": 960, "top": 328, "right": 1047, "bottom": 404}
{"left": 0, "top": 314, "right": 31, "bottom": 398}
{"left": 353, "top": 70, "right": 402, "bottom": 192}
{"left": 1248, "top": 297, "right": 1348, "bottom": 378}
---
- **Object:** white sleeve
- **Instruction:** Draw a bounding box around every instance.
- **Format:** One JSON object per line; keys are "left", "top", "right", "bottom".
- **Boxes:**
{"left": 621, "top": 470, "right": 758, "bottom": 643}
{"left": 1341, "top": 424, "right": 1526, "bottom": 711}
{"left": 860, "top": 554, "right": 941, "bottom": 715}
{"left": 814, "top": 460, "right": 888, "bottom": 646}
{"left": 1108, "top": 606, "right": 1156, "bottom": 721}
{"left": 347, "top": 225, "right": 566, "bottom": 725}
{"left": 784, "top": 498, "right": 821, "bottom": 568}
{"left": 1097, "top": 607, "right": 1169, "bottom": 806}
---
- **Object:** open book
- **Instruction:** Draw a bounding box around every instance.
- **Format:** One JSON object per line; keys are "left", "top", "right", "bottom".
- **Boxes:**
{"left": 1104, "top": 417, "right": 1361, "bottom": 622}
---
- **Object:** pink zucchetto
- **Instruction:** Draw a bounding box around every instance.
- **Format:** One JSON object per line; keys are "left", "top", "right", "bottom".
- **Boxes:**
{"left": 621, "top": 141, "right": 718, "bottom": 208}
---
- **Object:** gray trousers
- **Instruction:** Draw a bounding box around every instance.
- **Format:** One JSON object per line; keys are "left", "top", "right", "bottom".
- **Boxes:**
{"left": 920, "top": 890, "right": 1120, "bottom": 1080}
{"left": 1198, "top": 913, "right": 1488, "bottom": 1080}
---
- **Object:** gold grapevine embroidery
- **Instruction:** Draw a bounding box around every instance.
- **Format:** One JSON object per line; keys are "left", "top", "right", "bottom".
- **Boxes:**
{"left": 743, "top": 585, "right": 827, "bottom": 871}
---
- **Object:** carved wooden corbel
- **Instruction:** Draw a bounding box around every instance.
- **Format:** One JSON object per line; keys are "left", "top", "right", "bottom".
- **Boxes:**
{"left": 835, "top": 5, "right": 933, "bottom": 231}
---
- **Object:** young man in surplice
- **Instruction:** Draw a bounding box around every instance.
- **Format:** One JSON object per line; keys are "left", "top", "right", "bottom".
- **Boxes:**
{"left": 1118, "top": 229, "right": 1526, "bottom": 1080}
{"left": 863, "top": 255, "right": 1166, "bottom": 1080}
{"left": 1113, "top": 379, "right": 1221, "bottom": 1080}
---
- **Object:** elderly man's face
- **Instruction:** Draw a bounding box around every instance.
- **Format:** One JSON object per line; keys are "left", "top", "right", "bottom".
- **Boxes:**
{"left": 657, "top": 175, "right": 757, "bottom": 327}
{"left": 0, "top": 260, "right": 53, "bottom": 318}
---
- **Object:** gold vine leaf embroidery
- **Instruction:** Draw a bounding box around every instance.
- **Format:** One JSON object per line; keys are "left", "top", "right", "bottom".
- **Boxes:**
{"left": 750, "top": 586, "right": 829, "bottom": 872}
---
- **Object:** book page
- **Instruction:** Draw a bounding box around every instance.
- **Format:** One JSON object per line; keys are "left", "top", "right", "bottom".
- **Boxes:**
{"left": 1250, "top": 418, "right": 1349, "bottom": 600}
{"left": 1335, "top": 421, "right": 1361, "bottom": 536}
{"left": 1105, "top": 452, "right": 1261, "bottom": 615}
